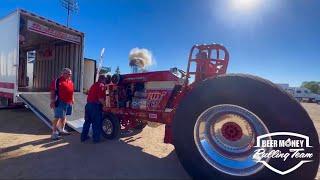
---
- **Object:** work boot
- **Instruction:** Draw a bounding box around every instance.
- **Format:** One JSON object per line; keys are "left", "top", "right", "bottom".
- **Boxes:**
{"left": 81, "top": 136, "right": 90, "bottom": 142}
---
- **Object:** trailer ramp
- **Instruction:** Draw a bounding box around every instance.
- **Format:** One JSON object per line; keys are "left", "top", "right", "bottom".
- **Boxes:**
{"left": 18, "top": 92, "right": 86, "bottom": 133}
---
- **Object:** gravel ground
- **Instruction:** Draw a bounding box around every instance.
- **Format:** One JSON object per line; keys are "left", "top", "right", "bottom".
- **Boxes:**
{"left": 0, "top": 103, "right": 319, "bottom": 179}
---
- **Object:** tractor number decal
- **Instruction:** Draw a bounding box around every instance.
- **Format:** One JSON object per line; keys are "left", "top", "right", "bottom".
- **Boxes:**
{"left": 147, "top": 90, "right": 168, "bottom": 110}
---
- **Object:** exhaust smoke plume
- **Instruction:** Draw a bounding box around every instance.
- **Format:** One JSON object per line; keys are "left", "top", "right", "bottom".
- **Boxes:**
{"left": 129, "top": 48, "right": 154, "bottom": 70}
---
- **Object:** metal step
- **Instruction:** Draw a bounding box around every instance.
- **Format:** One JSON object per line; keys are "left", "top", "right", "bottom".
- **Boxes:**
{"left": 17, "top": 92, "right": 87, "bottom": 133}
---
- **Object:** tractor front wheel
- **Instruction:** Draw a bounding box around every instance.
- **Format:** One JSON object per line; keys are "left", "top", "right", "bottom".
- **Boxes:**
{"left": 101, "top": 113, "right": 120, "bottom": 139}
{"left": 172, "top": 74, "right": 319, "bottom": 179}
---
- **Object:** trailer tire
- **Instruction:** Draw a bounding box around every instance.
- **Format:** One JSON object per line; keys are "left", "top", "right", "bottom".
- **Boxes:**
{"left": 172, "top": 74, "right": 319, "bottom": 179}
{"left": 101, "top": 113, "right": 120, "bottom": 139}
{"left": 308, "top": 98, "right": 315, "bottom": 103}
{"left": 0, "top": 97, "right": 9, "bottom": 108}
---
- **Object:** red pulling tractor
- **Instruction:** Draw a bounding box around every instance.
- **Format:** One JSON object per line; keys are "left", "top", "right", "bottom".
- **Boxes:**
{"left": 101, "top": 44, "right": 319, "bottom": 179}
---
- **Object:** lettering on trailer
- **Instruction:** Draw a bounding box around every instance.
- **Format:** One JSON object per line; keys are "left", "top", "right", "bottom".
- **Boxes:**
{"left": 27, "top": 20, "right": 81, "bottom": 44}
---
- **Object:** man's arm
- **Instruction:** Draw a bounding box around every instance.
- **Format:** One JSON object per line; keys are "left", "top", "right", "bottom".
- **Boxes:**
{"left": 98, "top": 98, "right": 106, "bottom": 107}
{"left": 98, "top": 85, "right": 107, "bottom": 107}
{"left": 71, "top": 82, "right": 75, "bottom": 104}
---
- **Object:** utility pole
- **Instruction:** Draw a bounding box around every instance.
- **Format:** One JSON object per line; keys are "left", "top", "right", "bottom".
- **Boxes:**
{"left": 60, "top": 0, "right": 79, "bottom": 27}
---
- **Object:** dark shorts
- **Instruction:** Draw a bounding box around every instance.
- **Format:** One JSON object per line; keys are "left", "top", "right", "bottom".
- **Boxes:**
{"left": 54, "top": 100, "right": 72, "bottom": 119}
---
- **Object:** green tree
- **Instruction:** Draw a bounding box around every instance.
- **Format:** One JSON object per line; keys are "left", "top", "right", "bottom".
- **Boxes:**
{"left": 301, "top": 81, "right": 320, "bottom": 94}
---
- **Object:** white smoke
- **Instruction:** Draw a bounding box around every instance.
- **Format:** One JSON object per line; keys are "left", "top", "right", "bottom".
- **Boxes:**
{"left": 129, "top": 48, "right": 154, "bottom": 69}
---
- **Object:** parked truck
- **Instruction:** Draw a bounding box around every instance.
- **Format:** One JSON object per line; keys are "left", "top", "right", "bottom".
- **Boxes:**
{"left": 0, "top": 9, "right": 87, "bottom": 130}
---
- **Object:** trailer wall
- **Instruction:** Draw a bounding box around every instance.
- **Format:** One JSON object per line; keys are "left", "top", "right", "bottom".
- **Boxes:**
{"left": 0, "top": 11, "right": 19, "bottom": 100}
{"left": 19, "top": 10, "right": 84, "bottom": 92}
{"left": 33, "top": 43, "right": 82, "bottom": 91}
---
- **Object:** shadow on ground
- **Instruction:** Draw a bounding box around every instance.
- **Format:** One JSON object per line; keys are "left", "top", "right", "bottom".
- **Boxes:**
{"left": 0, "top": 108, "right": 190, "bottom": 179}
{"left": 0, "top": 135, "right": 190, "bottom": 179}
{"left": 0, "top": 108, "right": 50, "bottom": 135}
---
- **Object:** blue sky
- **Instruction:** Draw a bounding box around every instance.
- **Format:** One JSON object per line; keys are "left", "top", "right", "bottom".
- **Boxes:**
{"left": 1, "top": 0, "right": 319, "bottom": 86}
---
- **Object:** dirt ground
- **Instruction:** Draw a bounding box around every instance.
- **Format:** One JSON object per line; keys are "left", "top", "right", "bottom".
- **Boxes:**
{"left": 0, "top": 103, "right": 319, "bottom": 179}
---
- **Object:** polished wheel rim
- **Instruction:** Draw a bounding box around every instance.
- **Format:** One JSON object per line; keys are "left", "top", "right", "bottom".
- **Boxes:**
{"left": 102, "top": 118, "right": 113, "bottom": 135}
{"left": 194, "top": 104, "right": 271, "bottom": 176}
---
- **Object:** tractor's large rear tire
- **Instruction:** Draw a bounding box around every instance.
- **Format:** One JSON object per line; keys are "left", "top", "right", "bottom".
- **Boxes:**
{"left": 172, "top": 74, "right": 319, "bottom": 179}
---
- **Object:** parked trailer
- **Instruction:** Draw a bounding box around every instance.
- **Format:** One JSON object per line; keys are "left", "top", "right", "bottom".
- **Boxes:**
{"left": 0, "top": 9, "right": 87, "bottom": 131}
{"left": 277, "top": 84, "right": 319, "bottom": 103}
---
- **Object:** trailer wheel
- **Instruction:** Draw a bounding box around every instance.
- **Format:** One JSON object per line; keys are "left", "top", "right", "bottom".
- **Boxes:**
{"left": 308, "top": 98, "right": 315, "bottom": 103}
{"left": 0, "top": 97, "right": 9, "bottom": 108}
{"left": 173, "top": 74, "right": 319, "bottom": 179}
{"left": 101, "top": 113, "right": 120, "bottom": 139}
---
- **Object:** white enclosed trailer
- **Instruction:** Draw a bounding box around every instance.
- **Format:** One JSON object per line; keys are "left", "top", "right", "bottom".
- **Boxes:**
{"left": 0, "top": 9, "right": 86, "bottom": 131}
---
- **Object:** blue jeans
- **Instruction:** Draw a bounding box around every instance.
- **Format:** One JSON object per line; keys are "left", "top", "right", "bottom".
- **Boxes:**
{"left": 81, "top": 103, "right": 103, "bottom": 142}
{"left": 54, "top": 100, "right": 72, "bottom": 119}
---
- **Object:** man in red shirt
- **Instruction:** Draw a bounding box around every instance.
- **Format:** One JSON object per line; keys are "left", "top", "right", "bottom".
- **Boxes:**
{"left": 50, "top": 68, "right": 74, "bottom": 140}
{"left": 81, "top": 74, "right": 107, "bottom": 143}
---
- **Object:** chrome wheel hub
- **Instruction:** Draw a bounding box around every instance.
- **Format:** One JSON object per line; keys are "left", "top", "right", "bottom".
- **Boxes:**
{"left": 102, "top": 118, "right": 113, "bottom": 135}
{"left": 194, "top": 104, "right": 271, "bottom": 176}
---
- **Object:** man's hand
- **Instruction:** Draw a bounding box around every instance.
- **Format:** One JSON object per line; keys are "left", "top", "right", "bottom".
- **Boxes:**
{"left": 50, "top": 102, "right": 55, "bottom": 109}
{"left": 71, "top": 99, "right": 75, "bottom": 104}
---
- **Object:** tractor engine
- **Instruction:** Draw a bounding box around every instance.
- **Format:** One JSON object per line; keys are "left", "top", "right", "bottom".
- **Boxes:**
{"left": 104, "top": 71, "right": 184, "bottom": 143}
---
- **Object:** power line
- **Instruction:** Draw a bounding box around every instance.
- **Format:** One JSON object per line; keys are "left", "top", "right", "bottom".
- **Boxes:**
{"left": 60, "top": 0, "right": 79, "bottom": 27}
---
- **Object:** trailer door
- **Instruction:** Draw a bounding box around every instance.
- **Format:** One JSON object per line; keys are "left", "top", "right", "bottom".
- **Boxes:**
{"left": 0, "top": 11, "right": 19, "bottom": 102}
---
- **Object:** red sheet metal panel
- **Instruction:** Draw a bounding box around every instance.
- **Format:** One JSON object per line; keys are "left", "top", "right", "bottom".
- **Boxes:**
{"left": 122, "top": 71, "right": 179, "bottom": 83}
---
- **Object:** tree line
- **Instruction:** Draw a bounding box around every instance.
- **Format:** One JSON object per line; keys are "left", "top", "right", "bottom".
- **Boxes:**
{"left": 301, "top": 81, "right": 320, "bottom": 94}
